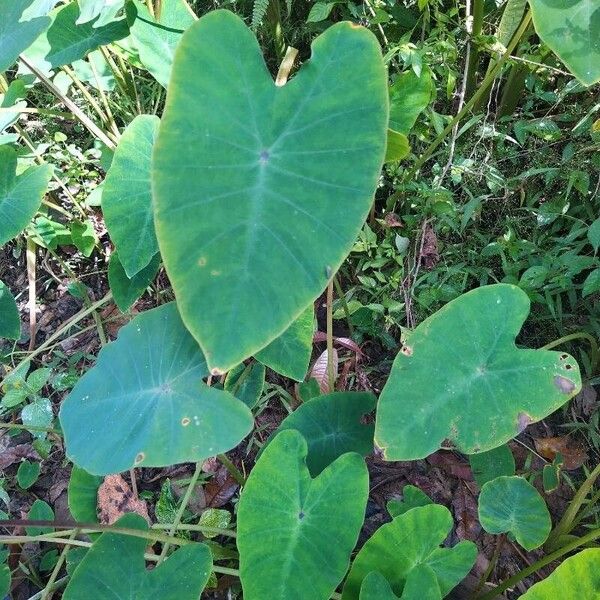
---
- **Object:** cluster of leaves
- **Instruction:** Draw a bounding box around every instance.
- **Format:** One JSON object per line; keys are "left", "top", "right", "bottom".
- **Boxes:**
{"left": 0, "top": 0, "right": 599, "bottom": 598}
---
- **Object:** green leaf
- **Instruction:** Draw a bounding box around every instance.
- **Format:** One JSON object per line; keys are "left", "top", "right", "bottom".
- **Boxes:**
{"left": 103, "top": 115, "right": 160, "bottom": 277}
{"left": 385, "top": 130, "right": 410, "bottom": 162}
{"left": 68, "top": 466, "right": 102, "bottom": 524}
{"left": 127, "top": 0, "right": 196, "bottom": 88}
{"left": 21, "top": 397, "right": 53, "bottom": 438}
{"left": 17, "top": 460, "right": 40, "bottom": 489}
{"left": 0, "top": 281, "right": 20, "bottom": 340}
{"left": 519, "top": 549, "right": 600, "bottom": 598}
{"left": 198, "top": 508, "right": 231, "bottom": 539}
{"left": 26, "top": 499, "right": 54, "bottom": 535}
{"left": 71, "top": 220, "right": 97, "bottom": 257}
{"left": 375, "top": 284, "right": 582, "bottom": 460}
{"left": 255, "top": 305, "right": 314, "bottom": 381}
{"left": 108, "top": 250, "right": 160, "bottom": 312}
{"left": 153, "top": 10, "right": 388, "bottom": 374}
{"left": 26, "top": 2, "right": 129, "bottom": 70}
{"left": 224, "top": 361, "right": 265, "bottom": 409}
{"left": 0, "top": 0, "right": 51, "bottom": 72}
{"left": 237, "top": 429, "right": 369, "bottom": 600}
{"left": 496, "top": 0, "right": 528, "bottom": 49}
{"left": 360, "top": 566, "right": 442, "bottom": 600}
{"left": 77, "top": 0, "right": 126, "bottom": 27}
{"left": 342, "top": 504, "right": 477, "bottom": 600}
{"left": 265, "top": 391, "right": 376, "bottom": 476}
{"left": 307, "top": 2, "right": 335, "bottom": 22}
{"left": 588, "top": 217, "right": 600, "bottom": 251}
{"left": 529, "top": 0, "right": 600, "bottom": 86}
{"left": 389, "top": 66, "right": 433, "bottom": 134}
{"left": 0, "top": 559, "right": 9, "bottom": 598}
{"left": 469, "top": 445, "right": 516, "bottom": 487}
{"left": 478, "top": 476, "right": 551, "bottom": 550}
{"left": 360, "top": 572, "right": 400, "bottom": 600}
{"left": 59, "top": 302, "right": 254, "bottom": 475}
{"left": 297, "top": 377, "right": 321, "bottom": 402}
{"left": 0, "top": 79, "right": 27, "bottom": 134}
{"left": 387, "top": 485, "right": 432, "bottom": 518}
{"left": 0, "top": 146, "right": 53, "bottom": 245}
{"left": 583, "top": 269, "right": 600, "bottom": 298}
{"left": 63, "top": 513, "right": 212, "bottom": 599}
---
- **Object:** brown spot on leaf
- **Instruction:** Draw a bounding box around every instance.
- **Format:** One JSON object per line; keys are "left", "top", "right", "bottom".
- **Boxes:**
{"left": 517, "top": 412, "right": 532, "bottom": 434}
{"left": 554, "top": 375, "right": 576, "bottom": 394}
{"left": 400, "top": 345, "right": 413, "bottom": 357}
{"left": 181, "top": 417, "right": 191, "bottom": 426}
{"left": 134, "top": 452, "right": 145, "bottom": 465}
{"left": 198, "top": 257, "right": 207, "bottom": 267}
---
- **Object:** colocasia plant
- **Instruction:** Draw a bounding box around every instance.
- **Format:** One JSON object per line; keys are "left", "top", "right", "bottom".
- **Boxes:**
{"left": 0, "top": 0, "right": 599, "bottom": 598}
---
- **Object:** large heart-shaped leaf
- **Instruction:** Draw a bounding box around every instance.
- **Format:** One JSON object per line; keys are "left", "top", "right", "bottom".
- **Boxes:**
{"left": 0, "top": 146, "right": 52, "bottom": 245}
{"left": 153, "top": 9, "right": 388, "bottom": 374}
{"left": 375, "top": 284, "right": 582, "bottom": 460}
{"left": 0, "top": 281, "right": 20, "bottom": 340}
{"left": 63, "top": 513, "right": 212, "bottom": 599}
{"left": 265, "top": 391, "right": 376, "bottom": 475}
{"left": 127, "top": 0, "right": 196, "bottom": 88}
{"left": 59, "top": 302, "right": 254, "bottom": 475}
{"left": 478, "top": 476, "right": 551, "bottom": 550}
{"left": 255, "top": 305, "right": 314, "bottom": 381}
{"left": 0, "top": 0, "right": 51, "bottom": 72}
{"left": 102, "top": 114, "right": 160, "bottom": 277}
{"left": 237, "top": 429, "right": 369, "bottom": 600}
{"left": 519, "top": 549, "right": 600, "bottom": 598}
{"left": 342, "top": 504, "right": 477, "bottom": 600}
{"left": 529, "top": 0, "right": 600, "bottom": 86}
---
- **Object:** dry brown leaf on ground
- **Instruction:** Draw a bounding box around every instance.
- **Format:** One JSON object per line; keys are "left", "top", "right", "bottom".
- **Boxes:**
{"left": 0, "top": 434, "right": 39, "bottom": 469}
{"left": 97, "top": 474, "right": 150, "bottom": 524}
{"left": 310, "top": 348, "right": 338, "bottom": 393}
{"left": 204, "top": 466, "right": 238, "bottom": 508}
{"left": 534, "top": 436, "right": 588, "bottom": 470}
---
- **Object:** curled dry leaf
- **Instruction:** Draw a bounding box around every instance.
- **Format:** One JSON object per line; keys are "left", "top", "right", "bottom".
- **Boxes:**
{"left": 314, "top": 331, "right": 364, "bottom": 358}
{"left": 204, "top": 465, "right": 239, "bottom": 508}
{"left": 383, "top": 212, "right": 403, "bottom": 228}
{"left": 534, "top": 436, "right": 588, "bottom": 470}
{"left": 97, "top": 474, "right": 150, "bottom": 525}
{"left": 310, "top": 348, "right": 338, "bottom": 393}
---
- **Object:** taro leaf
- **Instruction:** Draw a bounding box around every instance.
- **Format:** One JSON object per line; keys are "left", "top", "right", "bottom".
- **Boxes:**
{"left": 519, "top": 548, "right": 600, "bottom": 598}
{"left": 237, "top": 429, "right": 369, "bottom": 600}
{"left": 387, "top": 484, "right": 432, "bottom": 518}
{"left": 255, "top": 305, "right": 314, "bottom": 381}
{"left": 469, "top": 445, "right": 516, "bottom": 487}
{"left": 68, "top": 465, "right": 102, "bottom": 524}
{"left": 21, "top": 0, "right": 61, "bottom": 20}
{"left": 59, "top": 302, "right": 254, "bottom": 475}
{"left": 0, "top": 0, "right": 51, "bottom": 72}
{"left": 26, "top": 2, "right": 129, "bottom": 70}
{"left": 0, "top": 281, "right": 20, "bottom": 340}
{"left": 342, "top": 504, "right": 477, "bottom": 600}
{"left": 385, "top": 130, "right": 410, "bottom": 162}
{"left": 264, "top": 391, "right": 376, "bottom": 476}
{"left": 375, "top": 284, "right": 582, "bottom": 460}
{"left": 17, "top": 459, "right": 40, "bottom": 489}
{"left": 127, "top": 0, "right": 196, "bottom": 88}
{"left": 224, "top": 361, "right": 265, "bottom": 409}
{"left": 70, "top": 219, "right": 97, "bottom": 257}
{"left": 26, "top": 499, "right": 54, "bottom": 535}
{"left": 389, "top": 65, "right": 433, "bottom": 135}
{"left": 529, "top": 0, "right": 600, "bottom": 86}
{"left": 0, "top": 146, "right": 53, "bottom": 246}
{"left": 359, "top": 567, "right": 442, "bottom": 600}
{"left": 478, "top": 476, "right": 551, "bottom": 550}
{"left": 77, "top": 0, "right": 126, "bottom": 27}
{"left": 153, "top": 10, "right": 388, "bottom": 374}
{"left": 360, "top": 572, "right": 400, "bottom": 600}
{"left": 102, "top": 115, "right": 160, "bottom": 277}
{"left": 0, "top": 79, "right": 27, "bottom": 134}
{"left": 63, "top": 513, "right": 212, "bottom": 599}
{"left": 108, "top": 250, "right": 160, "bottom": 312}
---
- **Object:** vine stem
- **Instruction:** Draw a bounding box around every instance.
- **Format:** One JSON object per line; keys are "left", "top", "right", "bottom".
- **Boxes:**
{"left": 476, "top": 527, "right": 600, "bottom": 599}
{"left": 404, "top": 9, "right": 532, "bottom": 182}
{"left": 41, "top": 529, "right": 77, "bottom": 599}
{"left": 333, "top": 275, "right": 354, "bottom": 336}
{"left": 158, "top": 462, "right": 203, "bottom": 562}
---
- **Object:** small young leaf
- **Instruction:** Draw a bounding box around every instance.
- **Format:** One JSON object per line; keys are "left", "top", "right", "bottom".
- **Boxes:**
{"left": 224, "top": 362, "right": 265, "bottom": 409}
{"left": 108, "top": 250, "right": 160, "bottom": 312}
{"left": 59, "top": 302, "right": 253, "bottom": 475}
{"left": 307, "top": 2, "right": 335, "bottom": 22}
{"left": 519, "top": 549, "right": 600, "bottom": 598}
{"left": 26, "top": 499, "right": 54, "bottom": 535}
{"left": 469, "top": 445, "right": 516, "bottom": 487}
{"left": 0, "top": 281, "right": 20, "bottom": 340}
{"left": 478, "top": 476, "right": 551, "bottom": 550}
{"left": 71, "top": 220, "right": 97, "bottom": 257}
{"left": 589, "top": 217, "right": 600, "bottom": 251}
{"left": 0, "top": 146, "right": 53, "bottom": 246}
{"left": 103, "top": 115, "right": 160, "bottom": 278}
{"left": 385, "top": 130, "right": 410, "bottom": 162}
{"left": 387, "top": 484, "right": 432, "bottom": 518}
{"left": 237, "top": 430, "right": 369, "bottom": 600}
{"left": 342, "top": 504, "right": 477, "bottom": 599}
{"left": 297, "top": 378, "right": 321, "bottom": 402}
{"left": 255, "top": 305, "right": 314, "bottom": 381}
{"left": 198, "top": 508, "right": 231, "bottom": 539}
{"left": 21, "top": 397, "right": 53, "bottom": 438}
{"left": 583, "top": 269, "right": 600, "bottom": 298}
{"left": 17, "top": 460, "right": 40, "bottom": 489}
{"left": 389, "top": 66, "right": 433, "bottom": 134}
{"left": 264, "top": 391, "right": 376, "bottom": 476}
{"left": 63, "top": 513, "right": 212, "bottom": 599}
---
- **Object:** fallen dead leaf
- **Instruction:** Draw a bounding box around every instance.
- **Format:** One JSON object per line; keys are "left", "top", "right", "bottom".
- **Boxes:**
{"left": 97, "top": 474, "right": 150, "bottom": 525}
{"left": 534, "top": 436, "right": 588, "bottom": 470}
{"left": 0, "top": 434, "right": 39, "bottom": 469}
{"left": 204, "top": 466, "right": 239, "bottom": 508}
{"left": 313, "top": 332, "right": 364, "bottom": 358}
{"left": 427, "top": 451, "right": 473, "bottom": 480}
{"left": 383, "top": 212, "right": 403, "bottom": 228}
{"left": 310, "top": 348, "right": 338, "bottom": 393}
